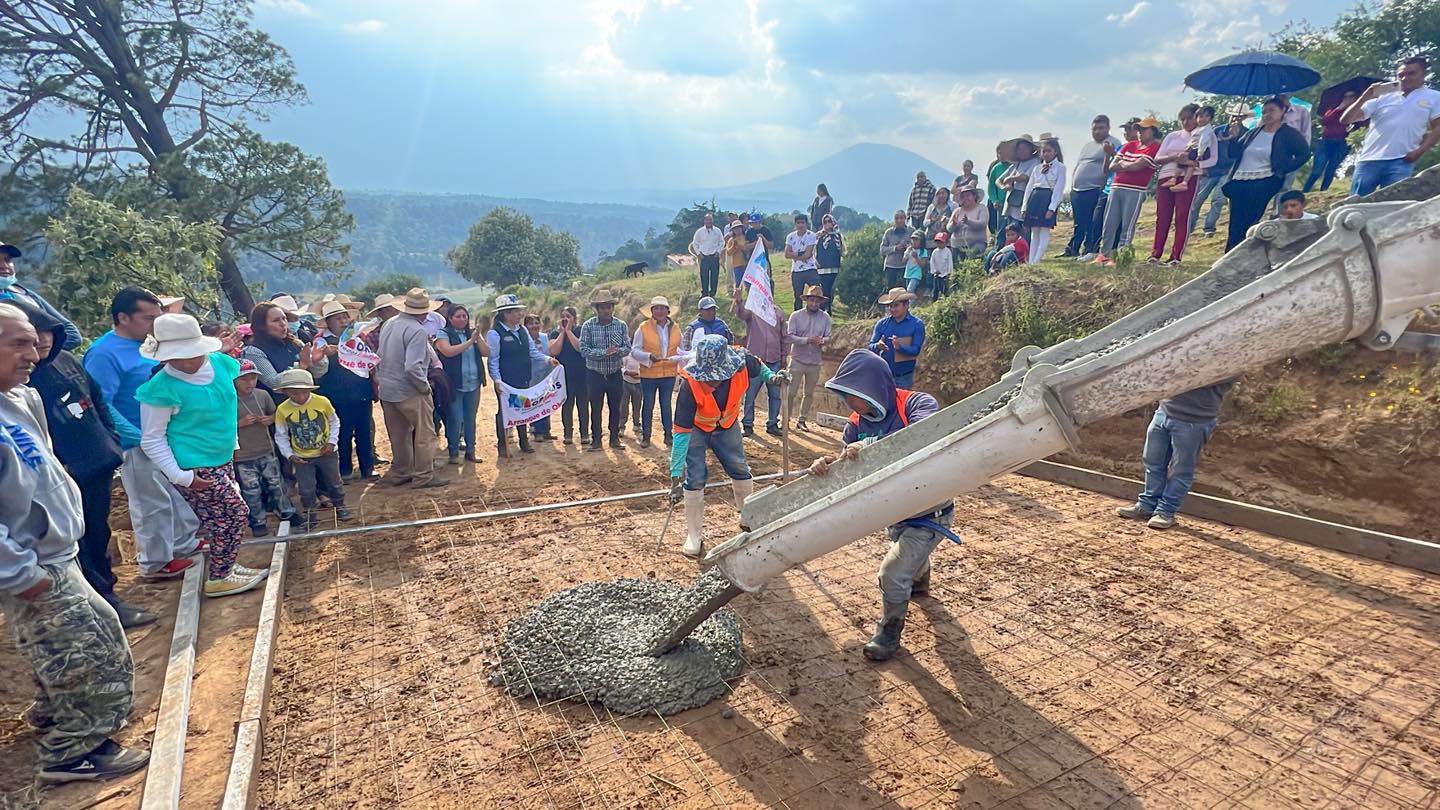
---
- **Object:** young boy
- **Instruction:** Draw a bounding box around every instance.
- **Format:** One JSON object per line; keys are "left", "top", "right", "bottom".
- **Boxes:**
{"left": 272, "top": 368, "right": 352, "bottom": 528}
{"left": 985, "top": 224, "right": 1030, "bottom": 275}
{"left": 928, "top": 231, "right": 954, "bottom": 299}
{"left": 1277, "top": 190, "right": 1319, "bottom": 220}
{"left": 234, "top": 360, "right": 299, "bottom": 536}
{"left": 620, "top": 354, "right": 643, "bottom": 436}
{"left": 902, "top": 231, "right": 929, "bottom": 295}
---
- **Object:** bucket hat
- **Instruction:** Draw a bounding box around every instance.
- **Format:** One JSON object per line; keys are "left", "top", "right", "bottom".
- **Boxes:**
{"left": 139, "top": 313, "right": 223, "bottom": 362}
{"left": 275, "top": 368, "right": 318, "bottom": 391}
{"left": 649, "top": 296, "right": 671, "bottom": 312}
{"left": 493, "top": 293, "right": 525, "bottom": 314}
{"left": 684, "top": 334, "right": 746, "bottom": 382}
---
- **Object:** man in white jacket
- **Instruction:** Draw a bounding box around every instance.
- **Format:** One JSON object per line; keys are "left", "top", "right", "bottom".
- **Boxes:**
{"left": 0, "top": 303, "right": 149, "bottom": 783}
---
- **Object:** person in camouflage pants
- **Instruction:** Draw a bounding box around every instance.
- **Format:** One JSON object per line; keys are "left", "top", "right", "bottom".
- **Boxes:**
{"left": 0, "top": 303, "right": 149, "bottom": 783}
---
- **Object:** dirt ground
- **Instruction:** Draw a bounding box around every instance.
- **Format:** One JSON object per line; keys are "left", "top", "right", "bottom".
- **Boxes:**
{"left": 4, "top": 379, "right": 1439, "bottom": 809}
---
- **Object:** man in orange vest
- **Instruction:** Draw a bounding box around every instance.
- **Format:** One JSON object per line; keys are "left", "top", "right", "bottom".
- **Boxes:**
{"left": 668, "top": 334, "right": 788, "bottom": 557}
{"left": 631, "top": 296, "right": 682, "bottom": 449}
{"left": 808, "top": 349, "right": 958, "bottom": 661}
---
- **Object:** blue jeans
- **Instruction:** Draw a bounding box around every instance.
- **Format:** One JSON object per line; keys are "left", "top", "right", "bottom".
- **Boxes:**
{"left": 446, "top": 387, "right": 481, "bottom": 456}
{"left": 1065, "top": 188, "right": 1102, "bottom": 254}
{"left": 682, "top": 423, "right": 751, "bottom": 491}
{"left": 1136, "top": 409, "right": 1216, "bottom": 517}
{"left": 817, "top": 271, "right": 838, "bottom": 312}
{"left": 892, "top": 370, "right": 914, "bottom": 389}
{"left": 1351, "top": 158, "right": 1414, "bottom": 197}
{"left": 640, "top": 376, "right": 676, "bottom": 440}
{"left": 905, "top": 276, "right": 921, "bottom": 294}
{"left": 1187, "top": 174, "right": 1225, "bottom": 235}
{"left": 1304, "top": 138, "right": 1350, "bottom": 192}
{"left": 743, "top": 360, "right": 782, "bottom": 429}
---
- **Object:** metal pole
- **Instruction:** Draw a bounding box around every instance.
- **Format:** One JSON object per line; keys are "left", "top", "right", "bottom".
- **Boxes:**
{"left": 240, "top": 472, "right": 794, "bottom": 548}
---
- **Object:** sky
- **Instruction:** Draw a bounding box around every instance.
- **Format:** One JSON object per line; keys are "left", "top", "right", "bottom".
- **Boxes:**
{"left": 251, "top": 0, "right": 1356, "bottom": 201}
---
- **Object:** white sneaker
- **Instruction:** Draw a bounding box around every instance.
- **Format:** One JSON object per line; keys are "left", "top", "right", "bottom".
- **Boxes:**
{"left": 204, "top": 569, "right": 266, "bottom": 598}
{"left": 231, "top": 564, "right": 270, "bottom": 581}
{"left": 1075, "top": 253, "right": 1096, "bottom": 262}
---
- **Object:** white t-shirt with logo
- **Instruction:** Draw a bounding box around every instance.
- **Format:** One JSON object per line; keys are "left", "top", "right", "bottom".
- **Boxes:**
{"left": 1358, "top": 87, "right": 1440, "bottom": 162}
{"left": 785, "top": 230, "right": 818, "bottom": 272}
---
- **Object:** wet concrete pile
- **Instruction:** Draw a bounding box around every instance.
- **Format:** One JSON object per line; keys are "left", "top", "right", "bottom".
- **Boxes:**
{"left": 490, "top": 569, "right": 743, "bottom": 716}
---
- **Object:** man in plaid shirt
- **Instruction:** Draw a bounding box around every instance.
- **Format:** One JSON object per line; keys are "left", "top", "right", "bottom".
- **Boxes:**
{"left": 906, "top": 171, "right": 936, "bottom": 230}
{"left": 579, "top": 289, "right": 631, "bottom": 451}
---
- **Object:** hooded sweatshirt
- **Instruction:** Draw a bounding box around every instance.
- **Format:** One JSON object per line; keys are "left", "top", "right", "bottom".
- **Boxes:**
{"left": 17, "top": 301, "right": 123, "bottom": 481}
{"left": 0, "top": 385, "right": 84, "bottom": 595}
{"left": 826, "top": 350, "right": 952, "bottom": 519}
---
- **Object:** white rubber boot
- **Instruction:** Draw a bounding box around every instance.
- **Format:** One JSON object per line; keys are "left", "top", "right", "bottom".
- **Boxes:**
{"left": 731, "top": 478, "right": 754, "bottom": 510}
{"left": 682, "top": 489, "right": 705, "bottom": 558}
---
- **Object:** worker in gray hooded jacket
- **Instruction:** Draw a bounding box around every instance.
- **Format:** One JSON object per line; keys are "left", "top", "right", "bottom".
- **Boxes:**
{"left": 0, "top": 303, "right": 150, "bottom": 784}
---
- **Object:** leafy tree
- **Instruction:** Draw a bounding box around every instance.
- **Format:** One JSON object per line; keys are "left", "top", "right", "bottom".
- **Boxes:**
{"left": 447, "top": 207, "right": 582, "bottom": 289}
{"left": 350, "top": 272, "right": 424, "bottom": 308}
{"left": 831, "top": 222, "right": 887, "bottom": 316}
{"left": 0, "top": 0, "right": 352, "bottom": 315}
{"left": 43, "top": 188, "right": 222, "bottom": 340}
{"left": 830, "top": 205, "right": 882, "bottom": 232}
{"left": 660, "top": 200, "right": 721, "bottom": 255}
{"left": 1272, "top": 0, "right": 1440, "bottom": 171}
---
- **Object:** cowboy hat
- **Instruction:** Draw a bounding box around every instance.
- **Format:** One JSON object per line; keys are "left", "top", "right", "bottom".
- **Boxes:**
{"left": 139, "top": 313, "right": 223, "bottom": 362}
{"left": 320, "top": 300, "right": 351, "bottom": 319}
{"left": 684, "top": 334, "right": 745, "bottom": 382}
{"left": 1037, "top": 131, "right": 1057, "bottom": 142}
{"left": 589, "top": 289, "right": 619, "bottom": 306}
{"left": 267, "top": 294, "right": 304, "bottom": 315}
{"left": 877, "top": 287, "right": 917, "bottom": 305}
{"left": 158, "top": 295, "right": 185, "bottom": 310}
{"left": 1226, "top": 104, "right": 1254, "bottom": 119}
{"left": 493, "top": 293, "right": 525, "bottom": 314}
{"left": 801, "top": 284, "right": 828, "bottom": 301}
{"left": 648, "top": 296, "right": 671, "bottom": 312}
{"left": 334, "top": 293, "right": 364, "bottom": 310}
{"left": 275, "top": 368, "right": 318, "bottom": 391}
{"left": 367, "top": 293, "right": 399, "bottom": 316}
{"left": 400, "top": 288, "right": 442, "bottom": 316}
{"left": 309, "top": 293, "right": 336, "bottom": 316}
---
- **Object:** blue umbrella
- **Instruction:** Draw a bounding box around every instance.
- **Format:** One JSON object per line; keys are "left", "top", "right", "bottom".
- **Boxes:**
{"left": 1184, "top": 50, "right": 1321, "bottom": 97}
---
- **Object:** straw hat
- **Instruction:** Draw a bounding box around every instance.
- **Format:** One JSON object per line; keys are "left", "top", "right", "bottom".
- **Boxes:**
{"left": 320, "top": 300, "right": 350, "bottom": 319}
{"left": 267, "top": 294, "right": 303, "bottom": 316}
{"left": 998, "top": 133, "right": 1037, "bottom": 163}
{"left": 400, "top": 288, "right": 442, "bottom": 316}
{"left": 139, "top": 314, "right": 223, "bottom": 362}
{"left": 589, "top": 289, "right": 619, "bottom": 306}
{"left": 274, "top": 368, "right": 318, "bottom": 391}
{"left": 801, "top": 284, "right": 828, "bottom": 301}
{"left": 877, "top": 288, "right": 917, "bottom": 305}
{"left": 493, "top": 293, "right": 525, "bottom": 314}
{"left": 367, "top": 293, "right": 398, "bottom": 316}
{"left": 649, "top": 295, "right": 671, "bottom": 313}
{"left": 334, "top": 293, "right": 364, "bottom": 311}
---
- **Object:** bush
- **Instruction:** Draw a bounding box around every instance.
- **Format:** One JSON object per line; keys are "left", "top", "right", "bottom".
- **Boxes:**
{"left": 1260, "top": 379, "right": 1305, "bottom": 423}
{"left": 832, "top": 222, "right": 887, "bottom": 316}
{"left": 995, "top": 287, "right": 1092, "bottom": 353}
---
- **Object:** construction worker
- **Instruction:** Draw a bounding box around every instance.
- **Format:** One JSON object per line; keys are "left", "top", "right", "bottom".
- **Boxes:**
{"left": 669, "top": 335, "right": 788, "bottom": 558}
{"left": 807, "top": 349, "right": 959, "bottom": 661}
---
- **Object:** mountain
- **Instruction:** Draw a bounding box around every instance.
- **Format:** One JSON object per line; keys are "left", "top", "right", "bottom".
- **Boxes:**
{"left": 710, "top": 143, "right": 958, "bottom": 218}
{"left": 244, "top": 192, "right": 672, "bottom": 291}
{"left": 574, "top": 143, "right": 957, "bottom": 219}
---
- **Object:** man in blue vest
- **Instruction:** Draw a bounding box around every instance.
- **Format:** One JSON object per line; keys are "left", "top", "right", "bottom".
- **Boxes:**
{"left": 807, "top": 349, "right": 956, "bottom": 661}
{"left": 486, "top": 295, "right": 557, "bottom": 455}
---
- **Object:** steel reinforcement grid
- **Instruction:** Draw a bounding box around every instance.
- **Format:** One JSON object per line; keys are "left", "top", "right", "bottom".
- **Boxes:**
{"left": 256, "top": 478, "right": 1440, "bottom": 809}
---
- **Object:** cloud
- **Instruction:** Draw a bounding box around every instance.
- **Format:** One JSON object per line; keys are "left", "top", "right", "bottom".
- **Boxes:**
{"left": 607, "top": 2, "right": 763, "bottom": 77}
{"left": 256, "top": 0, "right": 315, "bottom": 15}
{"left": 1106, "top": 1, "right": 1150, "bottom": 25}
{"left": 341, "top": 19, "right": 385, "bottom": 34}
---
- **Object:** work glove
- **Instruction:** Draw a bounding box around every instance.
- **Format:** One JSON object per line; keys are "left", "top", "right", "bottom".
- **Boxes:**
{"left": 773, "top": 370, "right": 792, "bottom": 385}
{"left": 669, "top": 478, "right": 684, "bottom": 506}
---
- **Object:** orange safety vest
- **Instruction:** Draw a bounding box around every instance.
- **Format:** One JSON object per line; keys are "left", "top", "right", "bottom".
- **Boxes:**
{"left": 638, "top": 319, "right": 682, "bottom": 379}
{"left": 683, "top": 366, "right": 749, "bottom": 433}
{"left": 848, "top": 389, "right": 914, "bottom": 429}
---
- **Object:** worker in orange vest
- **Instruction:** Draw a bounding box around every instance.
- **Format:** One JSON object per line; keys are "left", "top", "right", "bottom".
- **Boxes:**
{"left": 631, "top": 295, "right": 682, "bottom": 448}
{"left": 668, "top": 334, "right": 788, "bottom": 558}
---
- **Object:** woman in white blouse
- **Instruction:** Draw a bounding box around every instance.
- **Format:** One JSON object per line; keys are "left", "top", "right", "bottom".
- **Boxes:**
{"left": 1020, "top": 138, "right": 1067, "bottom": 263}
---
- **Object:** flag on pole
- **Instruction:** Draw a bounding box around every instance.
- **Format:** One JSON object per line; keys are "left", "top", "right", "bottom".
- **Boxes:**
{"left": 740, "top": 238, "right": 781, "bottom": 327}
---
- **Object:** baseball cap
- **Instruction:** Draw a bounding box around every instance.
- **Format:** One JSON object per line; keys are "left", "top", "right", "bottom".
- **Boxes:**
{"left": 748, "top": 213, "right": 763, "bottom": 222}
{"left": 698, "top": 296, "right": 717, "bottom": 310}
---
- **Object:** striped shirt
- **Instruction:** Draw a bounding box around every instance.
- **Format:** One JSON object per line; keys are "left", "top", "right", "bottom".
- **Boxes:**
{"left": 579, "top": 316, "right": 630, "bottom": 375}
{"left": 1111, "top": 140, "right": 1161, "bottom": 191}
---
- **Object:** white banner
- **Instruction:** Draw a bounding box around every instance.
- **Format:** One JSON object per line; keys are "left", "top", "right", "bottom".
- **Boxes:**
{"left": 334, "top": 321, "right": 380, "bottom": 379}
{"left": 740, "top": 238, "right": 781, "bottom": 327}
{"left": 497, "top": 365, "right": 567, "bottom": 427}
